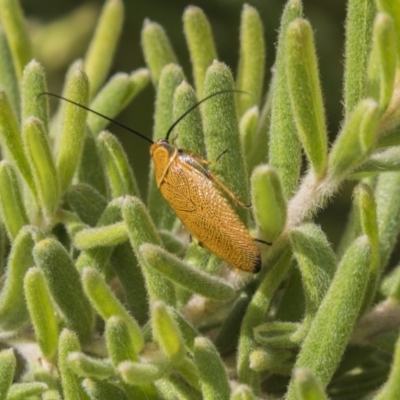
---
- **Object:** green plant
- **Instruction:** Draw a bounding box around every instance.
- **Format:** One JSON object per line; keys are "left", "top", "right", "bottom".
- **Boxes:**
{"left": 1, "top": 0, "right": 400, "bottom": 399}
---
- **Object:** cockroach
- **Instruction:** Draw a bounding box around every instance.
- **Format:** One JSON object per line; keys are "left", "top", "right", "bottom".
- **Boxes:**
{"left": 42, "top": 90, "right": 270, "bottom": 273}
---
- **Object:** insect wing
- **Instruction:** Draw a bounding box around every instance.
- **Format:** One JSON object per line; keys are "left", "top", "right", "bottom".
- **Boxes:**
{"left": 158, "top": 152, "right": 261, "bottom": 272}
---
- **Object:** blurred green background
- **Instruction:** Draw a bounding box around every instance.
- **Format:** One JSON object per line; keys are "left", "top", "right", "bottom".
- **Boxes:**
{"left": 22, "top": 0, "right": 351, "bottom": 247}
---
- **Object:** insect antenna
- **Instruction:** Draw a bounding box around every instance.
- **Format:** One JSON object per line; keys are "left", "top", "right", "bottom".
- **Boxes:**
{"left": 38, "top": 92, "right": 154, "bottom": 145}
{"left": 165, "top": 89, "right": 249, "bottom": 142}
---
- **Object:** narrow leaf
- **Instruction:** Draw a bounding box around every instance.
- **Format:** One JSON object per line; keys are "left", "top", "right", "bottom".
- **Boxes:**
{"left": 87, "top": 70, "right": 149, "bottom": 135}
{"left": 22, "top": 117, "right": 59, "bottom": 218}
{"left": 82, "top": 267, "right": 144, "bottom": 354}
{"left": 203, "top": 61, "right": 249, "bottom": 223}
{"left": 141, "top": 20, "right": 178, "bottom": 85}
{"left": 0, "top": 0, "right": 33, "bottom": 80}
{"left": 123, "top": 196, "right": 176, "bottom": 306}
{"left": 194, "top": 337, "right": 230, "bottom": 400}
{"left": 328, "top": 99, "right": 379, "bottom": 179}
{"left": 21, "top": 60, "right": 49, "bottom": 127}
{"left": 152, "top": 301, "right": 186, "bottom": 364}
{"left": 268, "top": 0, "right": 303, "bottom": 198}
{"left": 0, "top": 161, "right": 29, "bottom": 239}
{"left": 183, "top": 6, "right": 217, "bottom": 98}
{"left": 236, "top": 4, "right": 266, "bottom": 117}
{"left": 56, "top": 66, "right": 89, "bottom": 193}
{"left": 293, "top": 368, "right": 328, "bottom": 400}
{"left": 0, "top": 89, "right": 36, "bottom": 198}
{"left": 58, "top": 329, "right": 90, "bottom": 400}
{"left": 0, "top": 226, "right": 44, "bottom": 331}
{"left": 33, "top": 238, "right": 94, "bottom": 341}
{"left": 286, "top": 18, "right": 328, "bottom": 177}
{"left": 343, "top": 0, "right": 376, "bottom": 115}
{"left": 97, "top": 131, "right": 140, "bottom": 198}
{"left": 105, "top": 316, "right": 139, "bottom": 365}
{"left": 366, "top": 13, "right": 397, "bottom": 110}
{"left": 251, "top": 165, "right": 287, "bottom": 242}
{"left": 0, "top": 349, "right": 16, "bottom": 400}
{"left": 24, "top": 267, "right": 59, "bottom": 359}
{"left": 286, "top": 236, "right": 372, "bottom": 397}
{"left": 140, "top": 243, "right": 235, "bottom": 301}
{"left": 84, "top": 0, "right": 124, "bottom": 98}
{"left": 147, "top": 63, "right": 185, "bottom": 229}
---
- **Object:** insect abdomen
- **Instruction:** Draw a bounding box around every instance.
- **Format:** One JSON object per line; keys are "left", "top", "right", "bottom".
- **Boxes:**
{"left": 158, "top": 158, "right": 261, "bottom": 273}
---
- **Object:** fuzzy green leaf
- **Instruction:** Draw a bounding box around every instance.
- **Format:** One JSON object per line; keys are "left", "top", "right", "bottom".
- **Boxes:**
{"left": 375, "top": 0, "right": 400, "bottom": 62}
{"left": 375, "top": 172, "right": 400, "bottom": 268}
{"left": 293, "top": 368, "right": 328, "bottom": 400}
{"left": 354, "top": 184, "right": 379, "bottom": 312}
{"left": 22, "top": 117, "right": 59, "bottom": 218}
{"left": 251, "top": 165, "right": 287, "bottom": 242}
{"left": 0, "top": 25, "right": 19, "bottom": 116}
{"left": 97, "top": 131, "right": 140, "bottom": 198}
{"left": 290, "top": 223, "right": 336, "bottom": 322}
{"left": 105, "top": 316, "right": 139, "bottom": 365}
{"left": 230, "top": 385, "right": 257, "bottom": 400}
{"left": 373, "top": 330, "right": 400, "bottom": 399}
{"left": 140, "top": 243, "right": 235, "bottom": 301}
{"left": 183, "top": 6, "right": 217, "bottom": 98}
{"left": 33, "top": 238, "right": 94, "bottom": 341}
{"left": 351, "top": 146, "right": 400, "bottom": 178}
{"left": 203, "top": 61, "right": 249, "bottom": 223}
{"left": 82, "top": 267, "right": 144, "bottom": 353}
{"left": 194, "top": 337, "right": 230, "bottom": 400}
{"left": 21, "top": 60, "right": 49, "bottom": 127}
{"left": 0, "top": 89, "right": 36, "bottom": 198}
{"left": 142, "top": 20, "right": 178, "bottom": 86}
{"left": 87, "top": 69, "right": 150, "bottom": 135}
{"left": 236, "top": 4, "right": 265, "bottom": 117}
{"left": 147, "top": 64, "right": 185, "bottom": 229}
{"left": 24, "top": 267, "right": 58, "bottom": 359}
{"left": 78, "top": 127, "right": 108, "bottom": 196}
{"left": 56, "top": 66, "right": 89, "bottom": 193}
{"left": 0, "top": 226, "right": 43, "bottom": 331}
{"left": 343, "top": 0, "right": 376, "bottom": 116}
{"left": 0, "top": 349, "right": 15, "bottom": 400}
{"left": 110, "top": 243, "right": 149, "bottom": 325}
{"left": 82, "top": 379, "right": 128, "bottom": 400}
{"left": 6, "top": 382, "right": 48, "bottom": 400}
{"left": 286, "top": 236, "right": 372, "bottom": 397}
{"left": 0, "top": 0, "right": 33, "bottom": 81}
{"left": 68, "top": 352, "right": 114, "bottom": 379}
{"left": 75, "top": 197, "right": 123, "bottom": 272}
{"left": 253, "top": 321, "right": 300, "bottom": 348}
{"left": 123, "top": 196, "right": 176, "bottom": 306}
{"left": 66, "top": 183, "right": 108, "bottom": 226}
{"left": 328, "top": 99, "right": 379, "bottom": 179}
{"left": 268, "top": 0, "right": 303, "bottom": 198}
{"left": 58, "top": 329, "right": 90, "bottom": 400}
{"left": 286, "top": 18, "right": 328, "bottom": 177}
{"left": 237, "top": 249, "right": 293, "bottom": 393}
{"left": 239, "top": 106, "right": 259, "bottom": 174}
{"left": 151, "top": 301, "right": 186, "bottom": 364}
{"left": 215, "top": 293, "right": 251, "bottom": 356}
{"left": 173, "top": 81, "right": 205, "bottom": 156}
{"left": 84, "top": 0, "right": 124, "bottom": 98}
{"left": 250, "top": 347, "right": 293, "bottom": 374}
{"left": 366, "top": 13, "right": 397, "bottom": 111}
{"left": 73, "top": 222, "right": 127, "bottom": 250}
{"left": 118, "top": 359, "right": 170, "bottom": 385}
{"left": 0, "top": 161, "right": 29, "bottom": 239}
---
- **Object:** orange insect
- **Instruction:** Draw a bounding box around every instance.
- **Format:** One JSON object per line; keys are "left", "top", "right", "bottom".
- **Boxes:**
{"left": 43, "top": 91, "right": 270, "bottom": 273}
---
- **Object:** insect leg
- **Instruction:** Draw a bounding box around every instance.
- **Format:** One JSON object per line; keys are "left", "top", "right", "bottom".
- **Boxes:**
{"left": 254, "top": 238, "right": 272, "bottom": 246}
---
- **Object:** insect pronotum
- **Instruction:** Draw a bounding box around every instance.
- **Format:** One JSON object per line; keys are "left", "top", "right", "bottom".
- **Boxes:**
{"left": 42, "top": 90, "right": 271, "bottom": 273}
